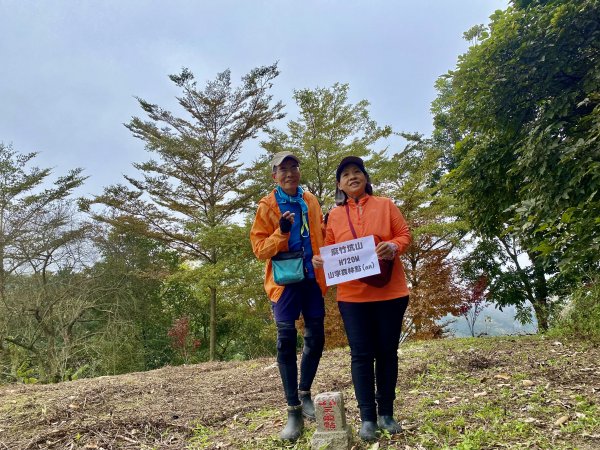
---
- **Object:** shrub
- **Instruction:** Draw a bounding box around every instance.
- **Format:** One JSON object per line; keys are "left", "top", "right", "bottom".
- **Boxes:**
{"left": 551, "top": 280, "right": 600, "bottom": 344}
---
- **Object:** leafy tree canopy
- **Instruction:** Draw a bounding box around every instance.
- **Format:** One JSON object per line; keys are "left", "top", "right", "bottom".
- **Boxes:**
{"left": 245, "top": 83, "right": 392, "bottom": 208}
{"left": 440, "top": 0, "right": 599, "bottom": 278}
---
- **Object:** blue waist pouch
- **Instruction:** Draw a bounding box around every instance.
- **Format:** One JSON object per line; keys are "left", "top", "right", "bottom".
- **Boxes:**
{"left": 271, "top": 250, "right": 305, "bottom": 285}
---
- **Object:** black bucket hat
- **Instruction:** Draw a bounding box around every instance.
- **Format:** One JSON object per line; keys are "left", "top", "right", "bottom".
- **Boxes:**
{"left": 335, "top": 156, "right": 373, "bottom": 204}
{"left": 335, "top": 156, "right": 368, "bottom": 181}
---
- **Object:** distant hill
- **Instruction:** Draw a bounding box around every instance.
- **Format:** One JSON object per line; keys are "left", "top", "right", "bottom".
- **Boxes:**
{"left": 442, "top": 304, "right": 538, "bottom": 337}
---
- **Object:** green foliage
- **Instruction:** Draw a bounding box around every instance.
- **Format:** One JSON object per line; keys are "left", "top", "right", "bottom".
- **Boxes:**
{"left": 247, "top": 83, "right": 392, "bottom": 209}
{"left": 163, "top": 222, "right": 276, "bottom": 361}
{"left": 442, "top": 0, "right": 600, "bottom": 276}
{"left": 84, "top": 65, "right": 284, "bottom": 360}
{"left": 15, "top": 361, "right": 38, "bottom": 384}
{"left": 434, "top": 0, "right": 599, "bottom": 329}
{"left": 0, "top": 144, "right": 93, "bottom": 382}
{"left": 62, "top": 364, "right": 90, "bottom": 382}
{"left": 460, "top": 239, "right": 536, "bottom": 324}
{"left": 550, "top": 279, "right": 600, "bottom": 343}
{"left": 462, "top": 24, "right": 489, "bottom": 45}
{"left": 86, "top": 230, "right": 180, "bottom": 374}
{"left": 512, "top": 0, "right": 555, "bottom": 9}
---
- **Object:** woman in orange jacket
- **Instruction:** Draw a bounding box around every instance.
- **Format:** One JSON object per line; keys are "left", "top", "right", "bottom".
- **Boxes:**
{"left": 250, "top": 151, "right": 327, "bottom": 441}
{"left": 313, "top": 156, "right": 411, "bottom": 441}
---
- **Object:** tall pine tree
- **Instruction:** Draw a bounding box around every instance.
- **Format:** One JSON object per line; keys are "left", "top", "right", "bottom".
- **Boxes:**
{"left": 83, "top": 65, "right": 285, "bottom": 360}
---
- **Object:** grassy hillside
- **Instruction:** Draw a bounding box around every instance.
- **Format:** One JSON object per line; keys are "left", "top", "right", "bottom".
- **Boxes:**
{"left": 1, "top": 335, "right": 598, "bottom": 449}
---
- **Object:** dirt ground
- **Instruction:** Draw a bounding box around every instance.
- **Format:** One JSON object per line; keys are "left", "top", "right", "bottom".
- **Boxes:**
{"left": 1, "top": 336, "right": 599, "bottom": 449}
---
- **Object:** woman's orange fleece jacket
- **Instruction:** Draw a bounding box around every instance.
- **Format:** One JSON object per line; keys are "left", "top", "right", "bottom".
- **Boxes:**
{"left": 324, "top": 195, "right": 411, "bottom": 302}
{"left": 250, "top": 189, "right": 327, "bottom": 302}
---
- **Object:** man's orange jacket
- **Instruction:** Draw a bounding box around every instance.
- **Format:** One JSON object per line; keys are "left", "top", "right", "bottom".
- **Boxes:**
{"left": 250, "top": 190, "right": 327, "bottom": 302}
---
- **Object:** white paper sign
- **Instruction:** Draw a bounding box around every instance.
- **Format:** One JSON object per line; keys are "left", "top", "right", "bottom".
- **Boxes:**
{"left": 320, "top": 235, "right": 381, "bottom": 286}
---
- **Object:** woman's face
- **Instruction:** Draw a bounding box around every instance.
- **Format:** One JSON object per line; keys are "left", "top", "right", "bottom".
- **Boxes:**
{"left": 338, "top": 163, "right": 367, "bottom": 199}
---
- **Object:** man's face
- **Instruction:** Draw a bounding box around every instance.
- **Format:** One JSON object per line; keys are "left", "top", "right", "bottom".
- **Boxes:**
{"left": 272, "top": 158, "right": 300, "bottom": 195}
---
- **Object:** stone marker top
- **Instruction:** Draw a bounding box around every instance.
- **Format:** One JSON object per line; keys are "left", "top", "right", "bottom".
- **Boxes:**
{"left": 314, "top": 391, "right": 347, "bottom": 432}
{"left": 311, "top": 392, "right": 352, "bottom": 450}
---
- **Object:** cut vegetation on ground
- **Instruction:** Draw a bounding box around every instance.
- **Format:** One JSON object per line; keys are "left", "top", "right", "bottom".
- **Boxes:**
{"left": 1, "top": 335, "right": 598, "bottom": 449}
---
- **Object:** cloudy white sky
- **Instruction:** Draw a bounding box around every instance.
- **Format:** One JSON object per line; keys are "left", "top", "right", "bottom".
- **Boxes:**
{"left": 1, "top": 0, "right": 507, "bottom": 196}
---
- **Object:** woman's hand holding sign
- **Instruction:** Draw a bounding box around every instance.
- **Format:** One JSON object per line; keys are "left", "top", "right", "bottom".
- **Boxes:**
{"left": 317, "top": 236, "right": 381, "bottom": 286}
{"left": 375, "top": 241, "right": 397, "bottom": 260}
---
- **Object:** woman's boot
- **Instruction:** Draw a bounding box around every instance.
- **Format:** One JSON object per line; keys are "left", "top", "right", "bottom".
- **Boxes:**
{"left": 359, "top": 420, "right": 378, "bottom": 441}
{"left": 377, "top": 415, "right": 402, "bottom": 433}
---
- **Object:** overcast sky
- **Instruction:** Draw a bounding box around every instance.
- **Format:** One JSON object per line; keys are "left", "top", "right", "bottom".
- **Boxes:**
{"left": 0, "top": 0, "right": 507, "bottom": 196}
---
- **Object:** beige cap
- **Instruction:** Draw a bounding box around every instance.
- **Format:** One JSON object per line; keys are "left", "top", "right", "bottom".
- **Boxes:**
{"left": 271, "top": 151, "right": 300, "bottom": 170}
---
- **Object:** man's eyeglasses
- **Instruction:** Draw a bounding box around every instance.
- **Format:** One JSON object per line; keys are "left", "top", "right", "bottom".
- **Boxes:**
{"left": 276, "top": 166, "right": 300, "bottom": 174}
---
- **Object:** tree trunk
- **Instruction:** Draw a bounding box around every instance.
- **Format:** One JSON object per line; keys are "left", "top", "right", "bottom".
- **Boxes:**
{"left": 531, "top": 257, "right": 550, "bottom": 331}
{"left": 500, "top": 238, "right": 550, "bottom": 331}
{"left": 0, "top": 242, "right": 5, "bottom": 306}
{"left": 531, "top": 299, "right": 549, "bottom": 332}
{"left": 209, "top": 287, "right": 217, "bottom": 361}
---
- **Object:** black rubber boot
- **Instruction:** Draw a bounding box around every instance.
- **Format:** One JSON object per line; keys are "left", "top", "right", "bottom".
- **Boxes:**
{"left": 280, "top": 405, "right": 304, "bottom": 441}
{"left": 359, "top": 420, "right": 378, "bottom": 441}
{"left": 298, "top": 390, "right": 315, "bottom": 420}
{"left": 377, "top": 415, "right": 402, "bottom": 433}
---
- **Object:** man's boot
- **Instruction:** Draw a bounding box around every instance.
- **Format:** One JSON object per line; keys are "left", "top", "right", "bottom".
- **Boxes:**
{"left": 298, "top": 390, "right": 315, "bottom": 420}
{"left": 280, "top": 405, "right": 304, "bottom": 441}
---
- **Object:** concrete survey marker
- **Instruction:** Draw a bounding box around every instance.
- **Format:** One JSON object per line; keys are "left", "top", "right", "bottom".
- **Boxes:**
{"left": 311, "top": 391, "right": 352, "bottom": 450}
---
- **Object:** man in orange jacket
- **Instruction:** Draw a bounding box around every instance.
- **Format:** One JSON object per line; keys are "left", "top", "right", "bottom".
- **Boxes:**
{"left": 250, "top": 151, "right": 327, "bottom": 441}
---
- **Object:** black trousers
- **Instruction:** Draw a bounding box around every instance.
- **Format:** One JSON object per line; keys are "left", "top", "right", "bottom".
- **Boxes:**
{"left": 338, "top": 296, "right": 409, "bottom": 421}
{"left": 276, "top": 317, "right": 325, "bottom": 406}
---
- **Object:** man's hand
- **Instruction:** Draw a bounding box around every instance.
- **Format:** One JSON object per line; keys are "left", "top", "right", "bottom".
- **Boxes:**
{"left": 279, "top": 211, "right": 295, "bottom": 233}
